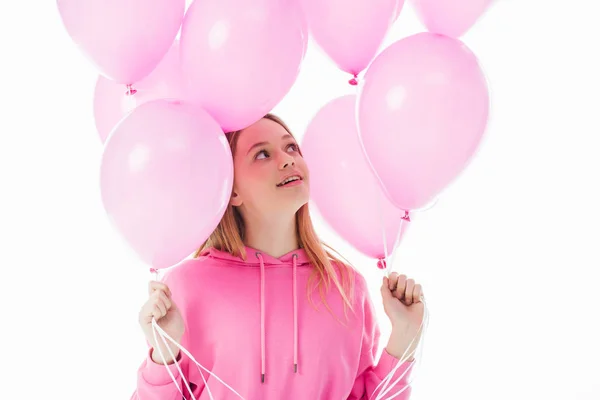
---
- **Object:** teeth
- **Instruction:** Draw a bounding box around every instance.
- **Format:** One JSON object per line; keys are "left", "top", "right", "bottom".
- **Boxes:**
{"left": 278, "top": 176, "right": 301, "bottom": 186}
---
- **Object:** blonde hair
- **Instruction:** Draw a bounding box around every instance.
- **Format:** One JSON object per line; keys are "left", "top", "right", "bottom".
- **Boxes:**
{"left": 194, "top": 114, "right": 356, "bottom": 321}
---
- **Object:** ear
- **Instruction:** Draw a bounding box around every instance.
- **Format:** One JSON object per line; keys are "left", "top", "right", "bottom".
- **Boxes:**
{"left": 230, "top": 190, "right": 243, "bottom": 207}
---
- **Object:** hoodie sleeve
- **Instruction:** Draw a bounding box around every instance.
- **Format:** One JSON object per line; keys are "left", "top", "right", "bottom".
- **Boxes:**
{"left": 129, "top": 346, "right": 203, "bottom": 400}
{"left": 347, "top": 275, "right": 415, "bottom": 400}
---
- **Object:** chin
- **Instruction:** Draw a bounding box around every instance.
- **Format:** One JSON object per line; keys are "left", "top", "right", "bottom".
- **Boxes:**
{"left": 281, "top": 194, "right": 309, "bottom": 215}
{"left": 295, "top": 198, "right": 309, "bottom": 211}
{"left": 274, "top": 183, "right": 309, "bottom": 211}
{"left": 294, "top": 188, "right": 310, "bottom": 206}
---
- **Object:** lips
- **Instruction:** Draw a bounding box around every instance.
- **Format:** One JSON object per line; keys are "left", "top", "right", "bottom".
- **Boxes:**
{"left": 276, "top": 174, "right": 303, "bottom": 187}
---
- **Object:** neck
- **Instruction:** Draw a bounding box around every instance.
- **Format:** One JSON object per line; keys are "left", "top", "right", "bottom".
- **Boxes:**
{"left": 243, "top": 212, "right": 299, "bottom": 259}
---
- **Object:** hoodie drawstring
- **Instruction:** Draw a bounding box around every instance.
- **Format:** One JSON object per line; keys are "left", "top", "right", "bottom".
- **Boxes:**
{"left": 255, "top": 252, "right": 300, "bottom": 384}
{"left": 292, "top": 253, "right": 298, "bottom": 374}
{"left": 256, "top": 252, "right": 266, "bottom": 384}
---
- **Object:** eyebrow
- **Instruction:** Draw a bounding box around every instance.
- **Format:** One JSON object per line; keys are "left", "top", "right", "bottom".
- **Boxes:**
{"left": 246, "top": 134, "right": 293, "bottom": 156}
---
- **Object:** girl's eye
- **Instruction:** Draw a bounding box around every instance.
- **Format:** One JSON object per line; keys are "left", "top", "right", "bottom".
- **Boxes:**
{"left": 255, "top": 150, "right": 269, "bottom": 160}
{"left": 255, "top": 144, "right": 298, "bottom": 160}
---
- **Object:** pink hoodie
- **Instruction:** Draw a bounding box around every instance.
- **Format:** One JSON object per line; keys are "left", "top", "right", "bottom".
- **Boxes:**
{"left": 131, "top": 246, "right": 415, "bottom": 400}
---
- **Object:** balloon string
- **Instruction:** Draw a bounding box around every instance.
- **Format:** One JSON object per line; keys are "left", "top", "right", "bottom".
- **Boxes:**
{"left": 148, "top": 267, "right": 197, "bottom": 400}
{"left": 371, "top": 299, "right": 428, "bottom": 400}
{"left": 154, "top": 321, "right": 214, "bottom": 400}
{"left": 151, "top": 318, "right": 197, "bottom": 400}
{"left": 378, "top": 317, "right": 425, "bottom": 399}
{"left": 378, "top": 315, "right": 429, "bottom": 400}
{"left": 377, "top": 191, "right": 390, "bottom": 278}
{"left": 370, "top": 312, "right": 416, "bottom": 399}
{"left": 151, "top": 320, "right": 246, "bottom": 399}
{"left": 373, "top": 208, "right": 429, "bottom": 400}
{"left": 374, "top": 292, "right": 430, "bottom": 400}
{"left": 148, "top": 268, "right": 245, "bottom": 400}
{"left": 387, "top": 211, "right": 410, "bottom": 274}
{"left": 159, "top": 318, "right": 216, "bottom": 399}
{"left": 349, "top": 73, "right": 358, "bottom": 85}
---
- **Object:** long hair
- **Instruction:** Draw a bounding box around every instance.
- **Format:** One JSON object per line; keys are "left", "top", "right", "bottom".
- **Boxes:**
{"left": 194, "top": 114, "right": 356, "bottom": 321}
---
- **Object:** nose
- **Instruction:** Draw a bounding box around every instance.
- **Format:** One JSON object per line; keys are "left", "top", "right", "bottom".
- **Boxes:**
{"left": 278, "top": 152, "right": 295, "bottom": 170}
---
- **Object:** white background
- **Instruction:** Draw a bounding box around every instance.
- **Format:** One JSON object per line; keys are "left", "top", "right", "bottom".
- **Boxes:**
{"left": 1, "top": 0, "right": 599, "bottom": 399}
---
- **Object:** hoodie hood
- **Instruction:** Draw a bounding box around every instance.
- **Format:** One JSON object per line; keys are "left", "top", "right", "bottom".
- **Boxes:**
{"left": 200, "top": 246, "right": 311, "bottom": 268}
{"left": 199, "top": 245, "right": 310, "bottom": 383}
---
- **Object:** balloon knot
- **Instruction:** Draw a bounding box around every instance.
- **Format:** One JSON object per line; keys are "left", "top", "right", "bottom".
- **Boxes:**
{"left": 402, "top": 210, "right": 411, "bottom": 222}
{"left": 377, "top": 259, "right": 387, "bottom": 270}
{"left": 125, "top": 84, "right": 137, "bottom": 96}
{"left": 348, "top": 74, "right": 358, "bottom": 86}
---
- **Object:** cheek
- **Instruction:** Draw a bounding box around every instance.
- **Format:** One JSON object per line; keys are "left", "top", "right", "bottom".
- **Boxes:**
{"left": 298, "top": 158, "right": 310, "bottom": 179}
{"left": 235, "top": 166, "right": 273, "bottom": 196}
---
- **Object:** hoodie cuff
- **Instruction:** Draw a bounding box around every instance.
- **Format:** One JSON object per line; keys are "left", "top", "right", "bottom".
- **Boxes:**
{"left": 141, "top": 347, "right": 183, "bottom": 386}
{"left": 373, "top": 349, "right": 415, "bottom": 385}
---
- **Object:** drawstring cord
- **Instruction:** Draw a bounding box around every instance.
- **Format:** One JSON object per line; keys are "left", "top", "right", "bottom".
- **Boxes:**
{"left": 292, "top": 253, "right": 298, "bottom": 374}
{"left": 256, "top": 252, "right": 266, "bottom": 384}
{"left": 255, "top": 252, "right": 300, "bottom": 383}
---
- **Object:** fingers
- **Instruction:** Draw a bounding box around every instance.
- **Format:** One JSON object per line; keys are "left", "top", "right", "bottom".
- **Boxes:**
{"left": 403, "top": 279, "right": 415, "bottom": 305}
{"left": 392, "top": 274, "right": 407, "bottom": 301}
{"left": 150, "top": 291, "right": 171, "bottom": 320}
{"left": 148, "top": 280, "right": 171, "bottom": 297}
{"left": 387, "top": 273, "right": 423, "bottom": 305}
{"left": 380, "top": 277, "right": 393, "bottom": 300}
{"left": 140, "top": 286, "right": 174, "bottom": 325}
{"left": 413, "top": 284, "right": 423, "bottom": 303}
{"left": 388, "top": 272, "right": 399, "bottom": 291}
{"left": 157, "top": 290, "right": 172, "bottom": 311}
{"left": 153, "top": 299, "right": 167, "bottom": 320}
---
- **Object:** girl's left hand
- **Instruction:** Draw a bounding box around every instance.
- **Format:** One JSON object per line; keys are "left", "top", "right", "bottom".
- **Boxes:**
{"left": 381, "top": 272, "right": 425, "bottom": 332}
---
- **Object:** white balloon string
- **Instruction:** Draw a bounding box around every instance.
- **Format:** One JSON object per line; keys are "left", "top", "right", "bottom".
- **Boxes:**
{"left": 383, "top": 337, "right": 428, "bottom": 400}
{"left": 378, "top": 190, "right": 391, "bottom": 279}
{"left": 148, "top": 267, "right": 244, "bottom": 400}
{"left": 151, "top": 318, "right": 247, "bottom": 400}
{"left": 151, "top": 319, "right": 197, "bottom": 400}
{"left": 370, "top": 337, "right": 414, "bottom": 400}
{"left": 379, "top": 314, "right": 429, "bottom": 400}
{"left": 374, "top": 296, "right": 430, "bottom": 400}
{"left": 381, "top": 377, "right": 412, "bottom": 400}
{"left": 149, "top": 268, "right": 194, "bottom": 399}
{"left": 378, "top": 302, "right": 429, "bottom": 400}
{"left": 371, "top": 300, "right": 417, "bottom": 399}
{"left": 382, "top": 365, "right": 418, "bottom": 400}
{"left": 376, "top": 345, "right": 418, "bottom": 400}
{"left": 154, "top": 321, "right": 215, "bottom": 400}
{"left": 375, "top": 211, "right": 412, "bottom": 397}
{"left": 388, "top": 212, "right": 408, "bottom": 273}
{"left": 197, "top": 360, "right": 214, "bottom": 400}
{"left": 371, "top": 339, "right": 415, "bottom": 400}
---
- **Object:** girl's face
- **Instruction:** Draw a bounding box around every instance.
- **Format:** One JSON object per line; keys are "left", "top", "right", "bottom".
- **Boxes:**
{"left": 230, "top": 118, "right": 310, "bottom": 217}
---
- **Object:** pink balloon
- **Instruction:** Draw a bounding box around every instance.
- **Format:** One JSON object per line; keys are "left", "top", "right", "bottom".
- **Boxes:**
{"left": 302, "top": 95, "right": 410, "bottom": 259}
{"left": 57, "top": 0, "right": 185, "bottom": 84}
{"left": 93, "top": 42, "right": 185, "bottom": 143}
{"left": 357, "top": 33, "right": 489, "bottom": 211}
{"left": 100, "top": 100, "right": 233, "bottom": 269}
{"left": 393, "top": 0, "right": 404, "bottom": 21}
{"left": 411, "top": 0, "right": 494, "bottom": 38}
{"left": 180, "top": 0, "right": 307, "bottom": 132}
{"left": 300, "top": 0, "right": 400, "bottom": 80}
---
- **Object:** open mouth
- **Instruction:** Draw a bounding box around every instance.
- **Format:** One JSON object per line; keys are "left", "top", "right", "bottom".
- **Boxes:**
{"left": 276, "top": 175, "right": 303, "bottom": 187}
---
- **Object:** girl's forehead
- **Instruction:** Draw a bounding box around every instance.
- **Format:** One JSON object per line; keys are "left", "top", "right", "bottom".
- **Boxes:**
{"left": 239, "top": 120, "right": 289, "bottom": 146}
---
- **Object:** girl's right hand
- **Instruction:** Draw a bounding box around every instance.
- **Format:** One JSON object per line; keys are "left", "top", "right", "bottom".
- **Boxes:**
{"left": 138, "top": 280, "right": 185, "bottom": 363}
